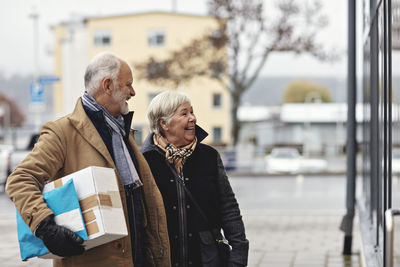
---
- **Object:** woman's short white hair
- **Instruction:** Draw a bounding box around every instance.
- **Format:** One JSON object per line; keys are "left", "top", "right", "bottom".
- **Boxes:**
{"left": 84, "top": 52, "right": 122, "bottom": 95}
{"left": 147, "top": 90, "right": 191, "bottom": 135}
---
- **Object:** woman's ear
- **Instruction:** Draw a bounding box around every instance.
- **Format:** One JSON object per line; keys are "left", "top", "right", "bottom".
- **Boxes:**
{"left": 160, "top": 119, "right": 168, "bottom": 132}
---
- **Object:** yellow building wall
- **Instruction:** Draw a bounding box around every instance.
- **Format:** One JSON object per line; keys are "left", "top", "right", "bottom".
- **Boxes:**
{"left": 53, "top": 26, "right": 67, "bottom": 115}
{"left": 54, "top": 12, "right": 231, "bottom": 145}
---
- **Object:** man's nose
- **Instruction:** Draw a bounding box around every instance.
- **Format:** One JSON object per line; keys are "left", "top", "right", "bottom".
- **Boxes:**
{"left": 130, "top": 86, "right": 136, "bottom": 96}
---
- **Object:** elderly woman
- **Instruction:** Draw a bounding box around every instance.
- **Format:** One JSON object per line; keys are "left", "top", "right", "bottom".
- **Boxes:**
{"left": 141, "top": 90, "right": 249, "bottom": 267}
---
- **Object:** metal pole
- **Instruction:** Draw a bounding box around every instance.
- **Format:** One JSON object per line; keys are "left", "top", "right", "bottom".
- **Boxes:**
{"left": 340, "top": 0, "right": 357, "bottom": 255}
{"left": 29, "top": 7, "right": 39, "bottom": 82}
{"left": 29, "top": 7, "right": 41, "bottom": 132}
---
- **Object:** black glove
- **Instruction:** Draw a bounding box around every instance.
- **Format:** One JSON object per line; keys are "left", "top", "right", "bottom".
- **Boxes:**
{"left": 35, "top": 215, "right": 85, "bottom": 257}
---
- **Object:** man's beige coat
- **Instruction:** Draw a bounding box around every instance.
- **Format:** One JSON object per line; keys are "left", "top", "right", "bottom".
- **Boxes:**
{"left": 6, "top": 99, "right": 170, "bottom": 267}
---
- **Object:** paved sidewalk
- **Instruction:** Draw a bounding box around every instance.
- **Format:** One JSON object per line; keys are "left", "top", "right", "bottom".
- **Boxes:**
{"left": 0, "top": 213, "right": 51, "bottom": 267}
{"left": 244, "top": 211, "right": 360, "bottom": 267}
{"left": 0, "top": 175, "right": 361, "bottom": 267}
{"left": 0, "top": 210, "right": 360, "bottom": 267}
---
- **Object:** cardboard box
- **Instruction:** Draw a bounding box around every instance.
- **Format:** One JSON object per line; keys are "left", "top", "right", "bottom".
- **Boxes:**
{"left": 42, "top": 166, "right": 128, "bottom": 252}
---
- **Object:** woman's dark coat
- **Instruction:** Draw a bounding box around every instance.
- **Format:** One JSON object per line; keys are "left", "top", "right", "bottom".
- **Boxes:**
{"left": 141, "top": 126, "right": 249, "bottom": 267}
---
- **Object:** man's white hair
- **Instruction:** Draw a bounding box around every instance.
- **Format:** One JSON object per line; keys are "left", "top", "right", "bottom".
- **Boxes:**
{"left": 147, "top": 90, "right": 191, "bottom": 135}
{"left": 84, "top": 52, "right": 124, "bottom": 95}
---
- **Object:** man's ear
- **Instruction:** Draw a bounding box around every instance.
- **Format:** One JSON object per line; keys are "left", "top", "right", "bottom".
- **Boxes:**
{"left": 102, "top": 78, "right": 113, "bottom": 95}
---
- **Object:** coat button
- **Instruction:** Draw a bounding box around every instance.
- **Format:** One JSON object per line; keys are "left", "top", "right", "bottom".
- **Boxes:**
{"left": 186, "top": 205, "right": 190, "bottom": 209}
{"left": 188, "top": 233, "right": 192, "bottom": 237}
{"left": 172, "top": 206, "right": 177, "bottom": 210}
{"left": 170, "top": 179, "right": 174, "bottom": 183}
{"left": 185, "top": 177, "right": 189, "bottom": 181}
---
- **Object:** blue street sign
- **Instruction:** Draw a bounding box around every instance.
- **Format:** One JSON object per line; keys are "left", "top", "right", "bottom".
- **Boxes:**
{"left": 30, "top": 82, "right": 44, "bottom": 103}
{"left": 38, "top": 76, "right": 60, "bottom": 84}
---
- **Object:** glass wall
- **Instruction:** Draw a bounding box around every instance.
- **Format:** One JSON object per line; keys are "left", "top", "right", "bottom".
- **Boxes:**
{"left": 359, "top": 0, "right": 399, "bottom": 263}
{"left": 392, "top": 0, "right": 400, "bottom": 211}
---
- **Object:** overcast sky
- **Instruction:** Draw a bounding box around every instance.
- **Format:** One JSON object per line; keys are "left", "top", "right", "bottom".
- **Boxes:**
{"left": 0, "top": 0, "right": 350, "bottom": 79}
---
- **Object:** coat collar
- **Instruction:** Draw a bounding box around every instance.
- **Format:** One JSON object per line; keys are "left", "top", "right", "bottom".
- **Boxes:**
{"left": 141, "top": 124, "right": 208, "bottom": 154}
{"left": 68, "top": 98, "right": 115, "bottom": 166}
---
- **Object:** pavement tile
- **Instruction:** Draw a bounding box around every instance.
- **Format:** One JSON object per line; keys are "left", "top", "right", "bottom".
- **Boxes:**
{"left": 1, "top": 177, "right": 362, "bottom": 267}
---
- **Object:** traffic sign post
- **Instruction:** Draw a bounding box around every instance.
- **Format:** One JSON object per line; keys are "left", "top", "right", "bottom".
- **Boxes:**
{"left": 38, "top": 76, "right": 60, "bottom": 84}
{"left": 29, "top": 82, "right": 45, "bottom": 112}
{"left": 28, "top": 77, "right": 59, "bottom": 131}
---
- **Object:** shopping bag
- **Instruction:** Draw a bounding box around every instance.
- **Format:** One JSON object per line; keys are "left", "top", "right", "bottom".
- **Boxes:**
{"left": 16, "top": 179, "right": 88, "bottom": 260}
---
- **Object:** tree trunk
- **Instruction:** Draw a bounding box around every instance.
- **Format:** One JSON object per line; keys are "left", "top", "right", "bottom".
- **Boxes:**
{"left": 231, "top": 92, "right": 241, "bottom": 145}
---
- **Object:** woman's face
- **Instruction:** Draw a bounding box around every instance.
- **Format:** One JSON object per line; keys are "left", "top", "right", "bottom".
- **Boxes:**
{"left": 162, "top": 102, "right": 197, "bottom": 147}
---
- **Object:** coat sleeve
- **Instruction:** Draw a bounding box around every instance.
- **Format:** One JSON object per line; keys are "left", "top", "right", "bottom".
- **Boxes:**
{"left": 216, "top": 153, "right": 249, "bottom": 266}
{"left": 6, "top": 120, "right": 67, "bottom": 232}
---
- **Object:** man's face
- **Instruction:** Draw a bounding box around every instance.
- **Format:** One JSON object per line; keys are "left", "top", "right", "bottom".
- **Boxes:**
{"left": 110, "top": 61, "right": 135, "bottom": 116}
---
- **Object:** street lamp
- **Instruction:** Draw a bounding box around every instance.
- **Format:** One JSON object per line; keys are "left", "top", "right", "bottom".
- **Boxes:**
{"left": 29, "top": 7, "right": 39, "bottom": 82}
{"left": 29, "top": 7, "right": 42, "bottom": 132}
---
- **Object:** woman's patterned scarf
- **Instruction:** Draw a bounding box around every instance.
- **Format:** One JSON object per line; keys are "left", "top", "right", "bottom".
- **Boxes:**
{"left": 154, "top": 134, "right": 197, "bottom": 176}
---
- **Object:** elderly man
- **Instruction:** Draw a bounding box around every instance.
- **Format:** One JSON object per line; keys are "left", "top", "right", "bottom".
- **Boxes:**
{"left": 6, "top": 52, "right": 170, "bottom": 267}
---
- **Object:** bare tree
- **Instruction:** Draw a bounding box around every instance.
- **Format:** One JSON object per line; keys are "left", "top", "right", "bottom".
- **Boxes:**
{"left": 134, "top": 0, "right": 337, "bottom": 145}
{"left": 0, "top": 93, "right": 25, "bottom": 127}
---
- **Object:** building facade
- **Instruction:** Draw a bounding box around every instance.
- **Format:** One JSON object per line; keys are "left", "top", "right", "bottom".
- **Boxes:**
{"left": 238, "top": 103, "right": 362, "bottom": 157}
{"left": 52, "top": 12, "right": 231, "bottom": 145}
{"left": 358, "top": 0, "right": 400, "bottom": 266}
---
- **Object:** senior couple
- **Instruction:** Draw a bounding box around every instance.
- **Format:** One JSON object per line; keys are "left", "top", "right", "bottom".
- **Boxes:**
{"left": 6, "top": 52, "right": 249, "bottom": 267}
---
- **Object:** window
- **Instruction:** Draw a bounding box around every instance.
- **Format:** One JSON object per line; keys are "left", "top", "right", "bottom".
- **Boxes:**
{"left": 213, "top": 93, "right": 222, "bottom": 108}
{"left": 213, "top": 127, "right": 222, "bottom": 143}
{"left": 94, "top": 29, "right": 112, "bottom": 46}
{"left": 148, "top": 29, "right": 165, "bottom": 46}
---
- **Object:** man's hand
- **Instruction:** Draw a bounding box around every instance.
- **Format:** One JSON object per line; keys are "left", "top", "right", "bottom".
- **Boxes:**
{"left": 35, "top": 215, "right": 85, "bottom": 257}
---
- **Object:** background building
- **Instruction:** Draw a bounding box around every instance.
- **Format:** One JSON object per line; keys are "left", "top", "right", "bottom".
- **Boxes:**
{"left": 52, "top": 11, "right": 231, "bottom": 145}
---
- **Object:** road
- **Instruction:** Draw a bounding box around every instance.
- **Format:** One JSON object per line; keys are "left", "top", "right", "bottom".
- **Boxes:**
{"left": 0, "top": 175, "right": 360, "bottom": 266}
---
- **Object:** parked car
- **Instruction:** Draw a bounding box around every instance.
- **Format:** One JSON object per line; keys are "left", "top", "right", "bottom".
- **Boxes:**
{"left": 0, "top": 144, "right": 14, "bottom": 189}
{"left": 265, "top": 147, "right": 327, "bottom": 174}
{"left": 8, "top": 134, "right": 39, "bottom": 174}
{"left": 265, "top": 148, "right": 302, "bottom": 174}
{"left": 0, "top": 134, "right": 39, "bottom": 191}
{"left": 221, "top": 148, "right": 236, "bottom": 171}
{"left": 298, "top": 157, "right": 328, "bottom": 173}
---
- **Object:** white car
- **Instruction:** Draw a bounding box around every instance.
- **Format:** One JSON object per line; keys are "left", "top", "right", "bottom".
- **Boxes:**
{"left": 265, "top": 148, "right": 302, "bottom": 174}
{"left": 0, "top": 144, "right": 14, "bottom": 189}
{"left": 265, "top": 148, "right": 328, "bottom": 174}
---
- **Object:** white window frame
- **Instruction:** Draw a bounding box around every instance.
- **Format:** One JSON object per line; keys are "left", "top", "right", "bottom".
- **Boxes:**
{"left": 94, "top": 29, "right": 112, "bottom": 46}
{"left": 147, "top": 29, "right": 166, "bottom": 47}
{"left": 213, "top": 127, "right": 222, "bottom": 143}
{"left": 212, "top": 93, "right": 222, "bottom": 108}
